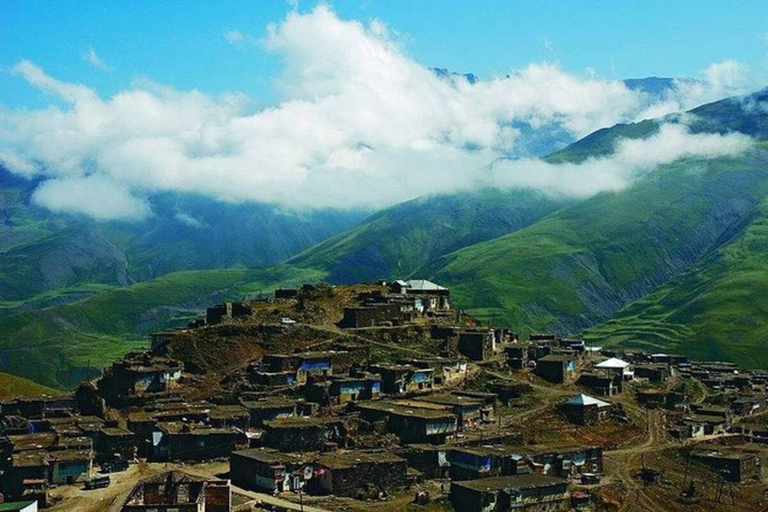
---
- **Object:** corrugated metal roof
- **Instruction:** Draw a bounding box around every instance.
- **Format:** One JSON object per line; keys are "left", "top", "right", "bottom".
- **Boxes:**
{"left": 566, "top": 394, "right": 610, "bottom": 408}
{"left": 405, "top": 279, "right": 446, "bottom": 291}
{"left": 595, "top": 357, "right": 630, "bottom": 369}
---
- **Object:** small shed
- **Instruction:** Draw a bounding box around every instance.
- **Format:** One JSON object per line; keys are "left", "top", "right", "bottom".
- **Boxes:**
{"left": 562, "top": 394, "right": 611, "bottom": 426}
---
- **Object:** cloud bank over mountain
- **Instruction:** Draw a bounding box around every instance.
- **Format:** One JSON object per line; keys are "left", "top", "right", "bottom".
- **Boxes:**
{"left": 0, "top": 6, "right": 756, "bottom": 219}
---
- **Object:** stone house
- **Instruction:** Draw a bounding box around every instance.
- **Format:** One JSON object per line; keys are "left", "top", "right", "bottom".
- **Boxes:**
{"left": 230, "top": 448, "right": 313, "bottom": 494}
{"left": 307, "top": 373, "right": 382, "bottom": 405}
{"left": 261, "top": 352, "right": 335, "bottom": 385}
{"left": 205, "top": 301, "right": 252, "bottom": 325}
{"left": 47, "top": 449, "right": 92, "bottom": 485}
{"left": 398, "top": 357, "right": 466, "bottom": 386}
{"left": 562, "top": 394, "right": 611, "bottom": 426}
{"left": 505, "top": 344, "right": 530, "bottom": 370}
{"left": 101, "top": 353, "right": 183, "bottom": 400}
{"left": 389, "top": 280, "right": 450, "bottom": 310}
{"left": 594, "top": 357, "right": 634, "bottom": 380}
{"left": 395, "top": 444, "right": 451, "bottom": 479}
{"left": 449, "top": 474, "right": 570, "bottom": 512}
{"left": 209, "top": 405, "right": 250, "bottom": 429}
{"left": 679, "top": 414, "right": 727, "bottom": 437}
{"left": 2, "top": 433, "right": 93, "bottom": 498}
{"left": 415, "top": 394, "right": 491, "bottom": 430}
{"left": 457, "top": 329, "right": 495, "bottom": 361}
{"left": 577, "top": 371, "right": 621, "bottom": 396}
{"left": 447, "top": 445, "right": 529, "bottom": 481}
{"left": 691, "top": 449, "right": 760, "bottom": 482}
{"left": 0, "top": 396, "right": 76, "bottom": 420}
{"left": 338, "top": 303, "right": 405, "bottom": 328}
{"left": 239, "top": 398, "right": 307, "bottom": 426}
{"left": 370, "top": 364, "right": 434, "bottom": 394}
{"left": 311, "top": 451, "right": 408, "bottom": 498}
{"left": 649, "top": 353, "right": 688, "bottom": 365}
{"left": 525, "top": 445, "right": 604, "bottom": 479}
{"left": 151, "top": 423, "right": 241, "bottom": 461}
{"left": 535, "top": 355, "right": 576, "bottom": 384}
{"left": 261, "top": 417, "right": 347, "bottom": 452}
{"left": 120, "top": 471, "right": 230, "bottom": 512}
{"left": 634, "top": 363, "right": 670, "bottom": 382}
{"left": 94, "top": 427, "right": 136, "bottom": 462}
{"left": 355, "top": 401, "right": 457, "bottom": 445}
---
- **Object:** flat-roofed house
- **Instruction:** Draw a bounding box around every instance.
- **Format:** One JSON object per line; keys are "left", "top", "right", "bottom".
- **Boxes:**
{"left": 449, "top": 474, "right": 570, "bottom": 512}
{"left": 355, "top": 401, "right": 457, "bottom": 445}
{"left": 535, "top": 355, "right": 576, "bottom": 384}
{"left": 120, "top": 471, "right": 230, "bottom": 512}
{"left": 230, "top": 448, "right": 313, "bottom": 494}
{"left": 312, "top": 451, "right": 408, "bottom": 498}
{"left": 562, "top": 394, "right": 611, "bottom": 426}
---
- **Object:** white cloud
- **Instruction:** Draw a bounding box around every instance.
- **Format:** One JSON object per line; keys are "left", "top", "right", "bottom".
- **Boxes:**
{"left": 31, "top": 175, "right": 151, "bottom": 221}
{"left": 174, "top": 212, "right": 206, "bottom": 228}
{"left": 483, "top": 124, "right": 752, "bottom": 197}
{"left": 0, "top": 6, "right": 758, "bottom": 220}
{"left": 0, "top": 148, "right": 38, "bottom": 176}
{"left": 224, "top": 30, "right": 245, "bottom": 44}
{"left": 82, "top": 47, "right": 111, "bottom": 71}
{"left": 636, "top": 61, "right": 754, "bottom": 120}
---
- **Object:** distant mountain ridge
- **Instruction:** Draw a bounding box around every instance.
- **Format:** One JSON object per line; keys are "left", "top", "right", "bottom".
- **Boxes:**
{"left": 5, "top": 84, "right": 768, "bottom": 389}
{"left": 420, "top": 88, "right": 768, "bottom": 367}
{"left": 0, "top": 167, "right": 367, "bottom": 313}
{"left": 288, "top": 188, "right": 573, "bottom": 283}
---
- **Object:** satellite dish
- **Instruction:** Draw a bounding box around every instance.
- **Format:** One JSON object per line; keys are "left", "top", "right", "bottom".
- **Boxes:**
{"left": 304, "top": 466, "right": 314, "bottom": 480}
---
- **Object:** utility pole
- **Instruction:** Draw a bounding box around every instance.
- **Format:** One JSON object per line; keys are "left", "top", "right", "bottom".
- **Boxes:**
{"left": 298, "top": 477, "right": 305, "bottom": 512}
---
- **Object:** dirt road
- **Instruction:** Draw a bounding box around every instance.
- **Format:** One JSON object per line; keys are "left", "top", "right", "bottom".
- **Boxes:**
{"left": 604, "top": 408, "right": 674, "bottom": 512}
{"left": 47, "top": 460, "right": 333, "bottom": 512}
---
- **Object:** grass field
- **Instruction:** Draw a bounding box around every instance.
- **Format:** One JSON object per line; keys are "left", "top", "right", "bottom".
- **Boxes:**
{"left": 429, "top": 148, "right": 768, "bottom": 342}
{"left": 0, "top": 264, "right": 327, "bottom": 389}
{"left": 0, "top": 370, "right": 61, "bottom": 399}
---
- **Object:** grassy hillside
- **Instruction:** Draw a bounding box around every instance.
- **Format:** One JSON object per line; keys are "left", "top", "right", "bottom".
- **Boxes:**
{"left": 427, "top": 147, "right": 768, "bottom": 338}
{"left": 0, "top": 371, "right": 61, "bottom": 399}
{"left": 0, "top": 166, "right": 364, "bottom": 310}
{"left": 289, "top": 189, "right": 571, "bottom": 283}
{"left": 546, "top": 87, "right": 768, "bottom": 164}
{"left": 0, "top": 265, "right": 326, "bottom": 389}
{"left": 583, "top": 193, "right": 768, "bottom": 368}
{"left": 6, "top": 86, "right": 768, "bottom": 390}
{"left": 0, "top": 226, "right": 129, "bottom": 302}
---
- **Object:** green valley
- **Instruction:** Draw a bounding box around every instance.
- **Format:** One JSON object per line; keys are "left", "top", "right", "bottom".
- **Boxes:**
{"left": 427, "top": 148, "right": 768, "bottom": 336}
{"left": 0, "top": 265, "right": 325, "bottom": 389}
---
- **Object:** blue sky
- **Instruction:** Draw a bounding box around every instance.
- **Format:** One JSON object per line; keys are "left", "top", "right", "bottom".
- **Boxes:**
{"left": 3, "top": 0, "right": 767, "bottom": 107}
{"left": 0, "top": 1, "right": 765, "bottom": 219}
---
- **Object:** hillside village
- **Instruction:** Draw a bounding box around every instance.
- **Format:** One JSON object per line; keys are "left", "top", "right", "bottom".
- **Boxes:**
{"left": 3, "top": 280, "right": 768, "bottom": 512}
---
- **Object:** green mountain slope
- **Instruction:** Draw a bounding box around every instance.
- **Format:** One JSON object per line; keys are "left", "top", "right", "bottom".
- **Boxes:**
{"left": 547, "top": 87, "right": 768, "bottom": 164}
{"left": 0, "top": 167, "right": 365, "bottom": 311}
{"left": 422, "top": 89, "right": 768, "bottom": 352}
{"left": 583, "top": 193, "right": 768, "bottom": 368}
{"left": 0, "top": 371, "right": 61, "bottom": 399}
{"left": 289, "top": 189, "right": 571, "bottom": 283}
{"left": 0, "top": 225, "right": 129, "bottom": 302}
{"left": 7, "top": 86, "right": 768, "bottom": 390}
{"left": 0, "top": 265, "right": 324, "bottom": 389}
{"left": 427, "top": 147, "right": 768, "bottom": 337}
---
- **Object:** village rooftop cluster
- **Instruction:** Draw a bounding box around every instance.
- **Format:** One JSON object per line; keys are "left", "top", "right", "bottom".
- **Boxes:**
{"left": 2, "top": 280, "right": 768, "bottom": 511}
